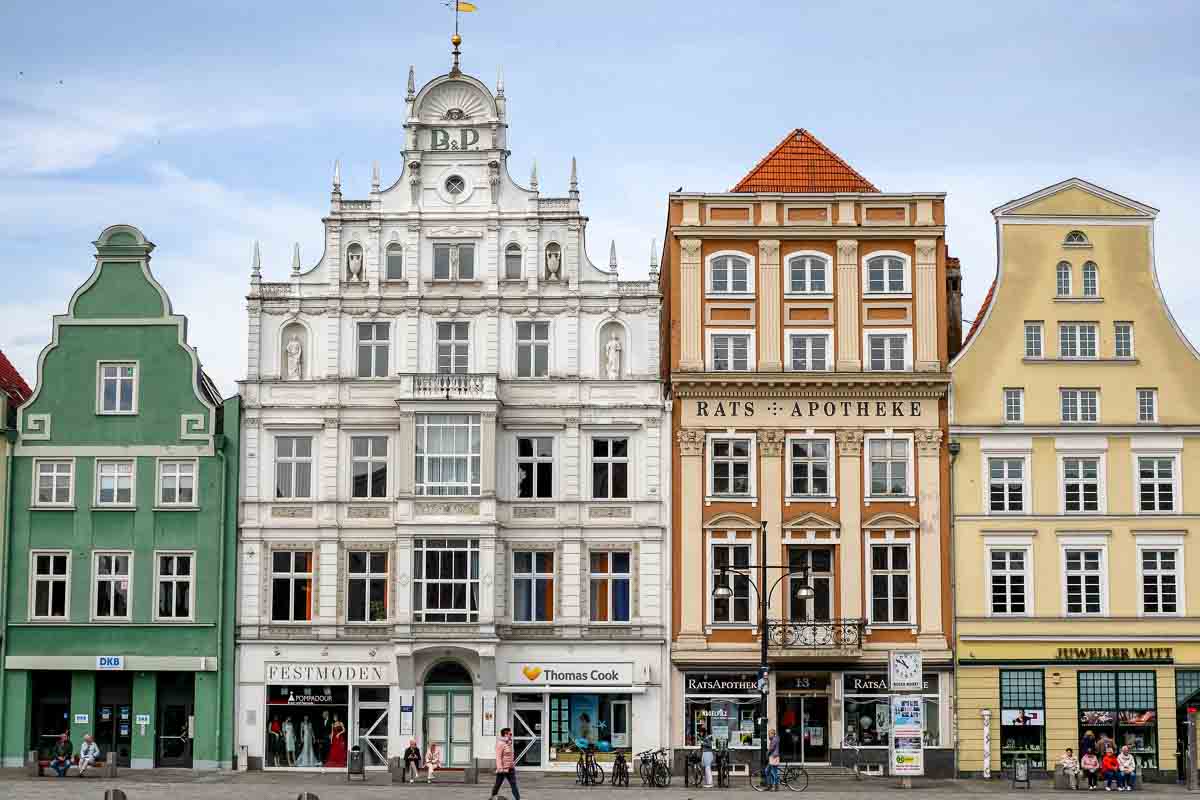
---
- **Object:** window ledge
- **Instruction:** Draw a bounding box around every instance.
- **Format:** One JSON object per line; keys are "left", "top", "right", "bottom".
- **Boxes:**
{"left": 430, "top": 279, "right": 483, "bottom": 286}
{"left": 91, "top": 505, "right": 136, "bottom": 512}
{"left": 865, "top": 495, "right": 915, "bottom": 503}
{"left": 32, "top": 505, "right": 75, "bottom": 511}
{"left": 348, "top": 498, "right": 393, "bottom": 503}
{"left": 154, "top": 505, "right": 200, "bottom": 512}
{"left": 95, "top": 411, "right": 139, "bottom": 417}
{"left": 704, "top": 496, "right": 758, "bottom": 505}
{"left": 785, "top": 496, "right": 836, "bottom": 504}
{"left": 1024, "top": 357, "right": 1138, "bottom": 365}
{"left": 1054, "top": 297, "right": 1104, "bottom": 303}
{"left": 381, "top": 279, "right": 409, "bottom": 286}
{"left": 705, "top": 292, "right": 756, "bottom": 300}
{"left": 784, "top": 292, "right": 834, "bottom": 300}
{"left": 862, "top": 292, "right": 912, "bottom": 300}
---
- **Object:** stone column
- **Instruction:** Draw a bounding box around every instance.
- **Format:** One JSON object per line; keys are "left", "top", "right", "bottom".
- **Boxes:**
{"left": 396, "top": 411, "right": 415, "bottom": 495}
{"left": 759, "top": 429, "right": 785, "bottom": 619}
{"left": 679, "top": 239, "right": 703, "bottom": 370}
{"left": 915, "top": 239, "right": 940, "bottom": 371}
{"left": 836, "top": 430, "right": 864, "bottom": 619}
{"left": 676, "top": 428, "right": 707, "bottom": 647}
{"left": 915, "top": 428, "right": 945, "bottom": 647}
{"left": 758, "top": 240, "right": 782, "bottom": 372}
{"left": 481, "top": 410, "right": 498, "bottom": 497}
{"left": 836, "top": 240, "right": 860, "bottom": 371}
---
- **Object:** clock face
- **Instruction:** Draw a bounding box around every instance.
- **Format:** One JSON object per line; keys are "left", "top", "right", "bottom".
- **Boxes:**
{"left": 892, "top": 652, "right": 921, "bottom": 683}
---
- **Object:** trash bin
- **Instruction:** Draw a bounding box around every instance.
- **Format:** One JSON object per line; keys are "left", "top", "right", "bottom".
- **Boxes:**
{"left": 348, "top": 746, "right": 365, "bottom": 781}
{"left": 1013, "top": 755, "right": 1031, "bottom": 790}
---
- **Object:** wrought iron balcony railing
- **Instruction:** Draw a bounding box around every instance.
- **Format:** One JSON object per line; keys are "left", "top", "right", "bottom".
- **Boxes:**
{"left": 766, "top": 618, "right": 866, "bottom": 650}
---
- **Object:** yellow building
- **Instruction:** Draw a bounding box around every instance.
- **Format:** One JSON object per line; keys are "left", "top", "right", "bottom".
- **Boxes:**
{"left": 950, "top": 179, "right": 1200, "bottom": 782}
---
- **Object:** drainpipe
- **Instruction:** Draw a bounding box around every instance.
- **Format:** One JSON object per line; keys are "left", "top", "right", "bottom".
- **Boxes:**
{"left": 215, "top": 438, "right": 227, "bottom": 768}
{"left": 0, "top": 428, "right": 16, "bottom": 759}
{"left": 947, "top": 438, "right": 961, "bottom": 778}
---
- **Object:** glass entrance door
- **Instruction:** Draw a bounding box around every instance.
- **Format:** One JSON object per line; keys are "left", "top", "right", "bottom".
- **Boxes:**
{"left": 156, "top": 673, "right": 194, "bottom": 767}
{"left": 610, "top": 700, "right": 630, "bottom": 749}
{"left": 801, "top": 696, "right": 829, "bottom": 763}
{"left": 512, "top": 705, "right": 542, "bottom": 766}
{"left": 777, "top": 696, "right": 830, "bottom": 764}
{"left": 95, "top": 674, "right": 134, "bottom": 768}
{"left": 355, "top": 687, "right": 390, "bottom": 768}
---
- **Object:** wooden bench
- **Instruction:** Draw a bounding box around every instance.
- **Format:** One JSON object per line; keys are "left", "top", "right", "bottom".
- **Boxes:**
{"left": 29, "top": 753, "right": 115, "bottom": 777}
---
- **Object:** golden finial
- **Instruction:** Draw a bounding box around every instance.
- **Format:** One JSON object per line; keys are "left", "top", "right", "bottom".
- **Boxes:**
{"left": 451, "top": 33, "right": 462, "bottom": 46}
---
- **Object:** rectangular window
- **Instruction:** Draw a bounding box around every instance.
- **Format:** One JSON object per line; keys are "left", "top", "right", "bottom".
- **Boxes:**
{"left": 347, "top": 551, "right": 388, "bottom": 623}
{"left": 1024, "top": 323, "right": 1043, "bottom": 358}
{"left": 1000, "top": 670, "right": 1046, "bottom": 771}
{"left": 868, "top": 438, "right": 909, "bottom": 497}
{"left": 787, "top": 546, "right": 834, "bottom": 622}
{"left": 589, "top": 551, "right": 631, "bottom": 623}
{"left": 436, "top": 322, "right": 470, "bottom": 375}
{"left": 516, "top": 321, "right": 550, "bottom": 378}
{"left": 1115, "top": 322, "right": 1134, "bottom": 358}
{"left": 866, "top": 334, "right": 907, "bottom": 371}
{"left": 351, "top": 436, "right": 388, "bottom": 499}
{"left": 592, "top": 438, "right": 629, "bottom": 499}
{"left": 869, "top": 544, "right": 911, "bottom": 624}
{"left": 413, "top": 538, "right": 479, "bottom": 623}
{"left": 710, "top": 333, "right": 751, "bottom": 371}
{"left": 35, "top": 460, "right": 73, "bottom": 506}
{"left": 386, "top": 246, "right": 404, "bottom": 280}
{"left": 31, "top": 552, "right": 69, "bottom": 619}
{"left": 709, "top": 436, "right": 753, "bottom": 497}
{"left": 1141, "top": 549, "right": 1179, "bottom": 614}
{"left": 788, "top": 333, "right": 830, "bottom": 371}
{"left": 356, "top": 322, "right": 390, "bottom": 378}
{"left": 415, "top": 414, "right": 481, "bottom": 496}
{"left": 513, "top": 551, "right": 555, "bottom": 623}
{"left": 516, "top": 436, "right": 554, "bottom": 499}
{"left": 95, "top": 460, "right": 135, "bottom": 507}
{"left": 1063, "top": 457, "right": 1101, "bottom": 512}
{"left": 990, "top": 548, "right": 1028, "bottom": 615}
{"left": 788, "top": 438, "right": 831, "bottom": 497}
{"left": 158, "top": 460, "right": 196, "bottom": 506}
{"left": 1138, "top": 389, "right": 1157, "bottom": 423}
{"left": 98, "top": 362, "right": 137, "bottom": 413}
{"left": 155, "top": 552, "right": 193, "bottom": 620}
{"left": 988, "top": 457, "right": 1025, "bottom": 512}
{"left": 1137, "top": 456, "right": 1175, "bottom": 512}
{"left": 1064, "top": 548, "right": 1104, "bottom": 614}
{"left": 275, "top": 436, "right": 313, "bottom": 499}
{"left": 271, "top": 550, "right": 314, "bottom": 622}
{"left": 711, "top": 543, "right": 752, "bottom": 624}
{"left": 1059, "top": 323, "right": 1098, "bottom": 359}
{"left": 1004, "top": 388, "right": 1025, "bottom": 423}
{"left": 433, "top": 243, "right": 475, "bottom": 281}
{"left": 1060, "top": 389, "right": 1099, "bottom": 423}
{"left": 93, "top": 552, "right": 131, "bottom": 620}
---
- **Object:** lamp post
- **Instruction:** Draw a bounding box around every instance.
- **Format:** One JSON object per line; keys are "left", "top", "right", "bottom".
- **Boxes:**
{"left": 712, "top": 520, "right": 815, "bottom": 785}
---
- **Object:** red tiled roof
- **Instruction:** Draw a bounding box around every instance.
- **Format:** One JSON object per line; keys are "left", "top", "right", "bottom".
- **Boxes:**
{"left": 0, "top": 349, "right": 31, "bottom": 406}
{"left": 963, "top": 278, "right": 996, "bottom": 346}
{"left": 732, "top": 129, "right": 878, "bottom": 193}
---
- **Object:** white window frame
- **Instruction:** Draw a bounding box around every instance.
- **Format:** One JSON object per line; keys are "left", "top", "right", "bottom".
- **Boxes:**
{"left": 94, "top": 459, "right": 136, "bottom": 508}
{"left": 1058, "top": 322, "right": 1098, "bottom": 359}
{"left": 91, "top": 550, "right": 133, "bottom": 622}
{"left": 1115, "top": 322, "right": 1135, "bottom": 359}
{"left": 706, "top": 432, "right": 757, "bottom": 500}
{"left": 33, "top": 458, "right": 75, "bottom": 508}
{"left": 986, "top": 455, "right": 1029, "bottom": 514}
{"left": 862, "top": 251, "right": 912, "bottom": 295}
{"left": 1082, "top": 261, "right": 1099, "bottom": 297}
{"left": 432, "top": 242, "right": 476, "bottom": 281}
{"left": 511, "top": 549, "right": 556, "bottom": 624}
{"left": 503, "top": 243, "right": 523, "bottom": 280}
{"left": 864, "top": 433, "right": 915, "bottom": 501}
{"left": 346, "top": 550, "right": 390, "bottom": 623}
{"left": 985, "top": 543, "right": 1033, "bottom": 617}
{"left": 785, "top": 433, "right": 836, "bottom": 499}
{"left": 1064, "top": 230, "right": 1090, "bottom": 247}
{"left": 385, "top": 243, "right": 404, "bottom": 281}
{"left": 436, "top": 321, "right": 470, "bottom": 375}
{"left": 1137, "top": 388, "right": 1158, "bottom": 423}
{"left": 1024, "top": 322, "right": 1044, "bottom": 359}
{"left": 515, "top": 320, "right": 551, "bottom": 379}
{"left": 412, "top": 537, "right": 480, "bottom": 623}
{"left": 1137, "top": 543, "right": 1183, "bottom": 617}
{"left": 591, "top": 436, "right": 630, "bottom": 500}
{"left": 355, "top": 321, "right": 391, "bottom": 378}
{"left": 867, "top": 540, "right": 914, "bottom": 625}
{"left": 784, "top": 251, "right": 832, "bottom": 296}
{"left": 708, "top": 536, "right": 756, "bottom": 627}
{"left": 1056, "top": 261, "right": 1072, "bottom": 297}
{"left": 274, "top": 435, "right": 315, "bottom": 500}
{"left": 270, "top": 549, "right": 315, "bottom": 623}
{"left": 350, "top": 435, "right": 389, "bottom": 500}
{"left": 1060, "top": 538, "right": 1109, "bottom": 616}
{"left": 705, "top": 250, "right": 755, "bottom": 296}
{"left": 786, "top": 330, "right": 833, "bottom": 372}
{"left": 1060, "top": 388, "right": 1100, "bottom": 424}
{"left": 1003, "top": 388, "right": 1025, "bottom": 424}
{"left": 862, "top": 328, "right": 912, "bottom": 371}
{"left": 1059, "top": 452, "right": 1107, "bottom": 514}
{"left": 706, "top": 329, "right": 755, "bottom": 372}
{"left": 153, "top": 550, "right": 195, "bottom": 622}
{"left": 1133, "top": 452, "right": 1179, "bottom": 515}
{"left": 515, "top": 435, "right": 555, "bottom": 500}
{"left": 415, "top": 413, "right": 482, "bottom": 497}
{"left": 589, "top": 550, "right": 632, "bottom": 623}
{"left": 29, "top": 550, "right": 71, "bottom": 621}
{"left": 156, "top": 458, "right": 198, "bottom": 508}
{"left": 96, "top": 360, "right": 139, "bottom": 415}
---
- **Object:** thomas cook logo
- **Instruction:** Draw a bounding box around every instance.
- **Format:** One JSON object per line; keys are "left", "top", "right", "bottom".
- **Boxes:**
{"left": 521, "top": 666, "right": 542, "bottom": 681}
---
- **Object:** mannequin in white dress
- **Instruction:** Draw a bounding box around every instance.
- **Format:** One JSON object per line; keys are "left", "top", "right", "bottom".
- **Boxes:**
{"left": 295, "top": 715, "right": 322, "bottom": 767}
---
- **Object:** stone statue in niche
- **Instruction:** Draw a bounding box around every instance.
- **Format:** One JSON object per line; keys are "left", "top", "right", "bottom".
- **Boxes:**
{"left": 347, "top": 249, "right": 364, "bottom": 281}
{"left": 604, "top": 331, "right": 622, "bottom": 380}
{"left": 545, "top": 248, "right": 561, "bottom": 281}
{"left": 285, "top": 335, "right": 304, "bottom": 380}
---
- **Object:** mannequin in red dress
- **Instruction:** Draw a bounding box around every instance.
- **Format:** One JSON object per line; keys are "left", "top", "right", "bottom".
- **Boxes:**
{"left": 325, "top": 716, "right": 348, "bottom": 768}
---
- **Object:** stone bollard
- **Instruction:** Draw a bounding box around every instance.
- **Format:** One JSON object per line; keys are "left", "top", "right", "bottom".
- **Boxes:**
{"left": 103, "top": 790, "right": 127, "bottom": 800}
{"left": 296, "top": 793, "right": 320, "bottom": 800}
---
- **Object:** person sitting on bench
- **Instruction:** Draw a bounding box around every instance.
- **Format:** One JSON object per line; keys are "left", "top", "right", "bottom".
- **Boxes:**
{"left": 49, "top": 733, "right": 73, "bottom": 777}
{"left": 78, "top": 735, "right": 101, "bottom": 777}
{"left": 1058, "top": 747, "right": 1081, "bottom": 790}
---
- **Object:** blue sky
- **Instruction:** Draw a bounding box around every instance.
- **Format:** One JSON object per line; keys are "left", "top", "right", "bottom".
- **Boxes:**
{"left": 3, "top": 0, "right": 1199, "bottom": 394}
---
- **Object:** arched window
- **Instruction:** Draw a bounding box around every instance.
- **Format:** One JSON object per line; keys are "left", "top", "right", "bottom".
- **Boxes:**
{"left": 787, "top": 253, "right": 829, "bottom": 294}
{"left": 864, "top": 253, "right": 909, "bottom": 294}
{"left": 1064, "top": 230, "right": 1090, "bottom": 247}
{"left": 504, "top": 243, "right": 523, "bottom": 280}
{"left": 1082, "top": 262, "right": 1099, "bottom": 297}
{"left": 385, "top": 243, "right": 404, "bottom": 280}
{"left": 707, "top": 252, "right": 753, "bottom": 294}
{"left": 1056, "top": 261, "right": 1072, "bottom": 296}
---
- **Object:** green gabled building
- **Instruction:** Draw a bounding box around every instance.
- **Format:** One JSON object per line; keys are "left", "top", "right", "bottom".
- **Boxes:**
{"left": 0, "top": 225, "right": 239, "bottom": 769}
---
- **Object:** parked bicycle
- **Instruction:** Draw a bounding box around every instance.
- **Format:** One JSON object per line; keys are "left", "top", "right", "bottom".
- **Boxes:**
{"left": 611, "top": 750, "right": 630, "bottom": 787}
{"left": 840, "top": 737, "right": 863, "bottom": 779}
{"left": 636, "top": 748, "right": 672, "bottom": 787}
{"left": 714, "top": 746, "right": 733, "bottom": 788}
{"left": 749, "top": 761, "right": 809, "bottom": 792}
{"left": 576, "top": 745, "right": 604, "bottom": 786}
{"left": 684, "top": 749, "right": 703, "bottom": 787}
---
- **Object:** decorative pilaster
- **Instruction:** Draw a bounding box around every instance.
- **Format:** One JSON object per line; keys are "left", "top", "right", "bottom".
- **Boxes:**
{"left": 397, "top": 411, "right": 416, "bottom": 495}
{"left": 836, "top": 240, "right": 860, "bottom": 371}
{"left": 915, "top": 428, "right": 945, "bottom": 647}
{"left": 835, "top": 429, "right": 864, "bottom": 619}
{"left": 679, "top": 239, "right": 703, "bottom": 370}
{"left": 759, "top": 429, "right": 785, "bottom": 619}
{"left": 758, "top": 240, "right": 782, "bottom": 372}
{"left": 915, "top": 239, "right": 940, "bottom": 371}
{"left": 480, "top": 411, "right": 498, "bottom": 496}
{"left": 676, "top": 428, "right": 706, "bottom": 647}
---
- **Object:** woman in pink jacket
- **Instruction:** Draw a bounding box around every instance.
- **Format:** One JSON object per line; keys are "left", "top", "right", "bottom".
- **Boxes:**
{"left": 490, "top": 727, "right": 520, "bottom": 800}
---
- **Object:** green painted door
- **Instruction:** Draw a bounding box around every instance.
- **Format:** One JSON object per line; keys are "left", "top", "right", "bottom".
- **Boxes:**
{"left": 424, "top": 687, "right": 473, "bottom": 767}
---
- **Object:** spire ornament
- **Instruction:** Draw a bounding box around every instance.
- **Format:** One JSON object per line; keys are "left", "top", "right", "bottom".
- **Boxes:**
{"left": 291, "top": 243, "right": 301, "bottom": 274}
{"left": 649, "top": 238, "right": 659, "bottom": 278}
{"left": 530, "top": 160, "right": 539, "bottom": 192}
{"left": 406, "top": 65, "right": 416, "bottom": 101}
{"left": 609, "top": 240, "right": 618, "bottom": 273}
{"left": 496, "top": 65, "right": 505, "bottom": 97}
{"left": 251, "top": 240, "right": 262, "bottom": 277}
{"left": 569, "top": 156, "right": 579, "bottom": 197}
{"left": 371, "top": 161, "right": 381, "bottom": 191}
{"left": 332, "top": 160, "right": 341, "bottom": 192}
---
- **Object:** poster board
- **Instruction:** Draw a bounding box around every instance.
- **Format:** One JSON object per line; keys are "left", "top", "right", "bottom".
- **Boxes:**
{"left": 890, "top": 695, "right": 925, "bottom": 777}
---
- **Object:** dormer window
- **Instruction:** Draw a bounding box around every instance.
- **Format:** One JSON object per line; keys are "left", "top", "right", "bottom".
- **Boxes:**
{"left": 1064, "top": 230, "right": 1090, "bottom": 247}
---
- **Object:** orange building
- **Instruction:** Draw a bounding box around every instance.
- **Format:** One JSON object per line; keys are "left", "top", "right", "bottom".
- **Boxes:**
{"left": 660, "top": 130, "right": 962, "bottom": 776}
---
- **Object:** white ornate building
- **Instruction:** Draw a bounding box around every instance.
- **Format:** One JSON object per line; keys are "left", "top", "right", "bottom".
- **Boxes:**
{"left": 235, "top": 46, "right": 669, "bottom": 773}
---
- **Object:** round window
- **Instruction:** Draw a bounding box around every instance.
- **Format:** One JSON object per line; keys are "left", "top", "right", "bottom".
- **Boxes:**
{"left": 445, "top": 175, "right": 466, "bottom": 195}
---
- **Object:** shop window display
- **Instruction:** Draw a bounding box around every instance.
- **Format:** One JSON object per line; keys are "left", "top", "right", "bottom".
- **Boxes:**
{"left": 548, "top": 694, "right": 633, "bottom": 759}
{"left": 1078, "top": 671, "right": 1158, "bottom": 771}
{"left": 685, "top": 696, "right": 761, "bottom": 749}
{"left": 265, "top": 685, "right": 350, "bottom": 768}
{"left": 1000, "top": 669, "right": 1046, "bottom": 771}
{"left": 842, "top": 673, "right": 941, "bottom": 749}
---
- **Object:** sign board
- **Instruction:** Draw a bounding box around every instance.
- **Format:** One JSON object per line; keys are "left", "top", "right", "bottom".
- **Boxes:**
{"left": 889, "top": 651, "right": 924, "bottom": 693}
{"left": 74, "top": 713, "right": 89, "bottom": 724}
{"left": 1001, "top": 709, "right": 1044, "bottom": 726}
{"left": 135, "top": 714, "right": 151, "bottom": 725}
{"left": 482, "top": 695, "right": 496, "bottom": 736}
{"left": 682, "top": 397, "right": 936, "bottom": 428}
{"left": 845, "top": 672, "right": 939, "bottom": 694}
{"left": 684, "top": 673, "right": 759, "bottom": 694}
{"left": 510, "top": 662, "right": 633, "bottom": 687}
{"left": 97, "top": 655, "right": 124, "bottom": 670}
{"left": 890, "top": 695, "right": 924, "bottom": 777}
{"left": 265, "top": 663, "right": 388, "bottom": 684}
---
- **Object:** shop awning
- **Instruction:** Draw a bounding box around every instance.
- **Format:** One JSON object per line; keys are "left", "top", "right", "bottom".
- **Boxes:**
{"left": 498, "top": 685, "right": 646, "bottom": 694}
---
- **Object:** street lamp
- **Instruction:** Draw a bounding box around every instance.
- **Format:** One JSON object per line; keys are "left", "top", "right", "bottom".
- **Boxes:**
{"left": 711, "top": 520, "right": 815, "bottom": 785}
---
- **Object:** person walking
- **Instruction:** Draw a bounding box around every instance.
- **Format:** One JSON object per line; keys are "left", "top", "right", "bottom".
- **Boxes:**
{"left": 490, "top": 727, "right": 520, "bottom": 800}
{"left": 77, "top": 735, "right": 101, "bottom": 777}
{"left": 1116, "top": 745, "right": 1136, "bottom": 792}
{"left": 1081, "top": 750, "right": 1101, "bottom": 790}
{"left": 766, "top": 728, "right": 782, "bottom": 791}
{"left": 49, "top": 732, "right": 73, "bottom": 777}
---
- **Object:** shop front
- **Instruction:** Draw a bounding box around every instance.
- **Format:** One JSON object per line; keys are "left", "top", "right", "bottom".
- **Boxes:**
{"left": 681, "top": 671, "right": 762, "bottom": 771}
{"left": 839, "top": 669, "right": 951, "bottom": 776}
{"left": 775, "top": 674, "right": 832, "bottom": 764}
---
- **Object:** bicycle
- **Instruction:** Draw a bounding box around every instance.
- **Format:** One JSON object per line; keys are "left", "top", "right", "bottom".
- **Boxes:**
{"left": 685, "top": 749, "right": 704, "bottom": 787}
{"left": 636, "top": 748, "right": 671, "bottom": 787}
{"left": 576, "top": 746, "right": 604, "bottom": 786}
{"left": 840, "top": 737, "right": 862, "bottom": 779}
{"left": 715, "top": 747, "right": 733, "bottom": 789}
{"left": 611, "top": 751, "right": 630, "bottom": 787}
{"left": 750, "top": 762, "right": 809, "bottom": 792}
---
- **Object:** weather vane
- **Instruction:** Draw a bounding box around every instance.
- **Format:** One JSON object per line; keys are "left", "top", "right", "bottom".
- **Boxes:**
{"left": 443, "top": 1, "right": 477, "bottom": 74}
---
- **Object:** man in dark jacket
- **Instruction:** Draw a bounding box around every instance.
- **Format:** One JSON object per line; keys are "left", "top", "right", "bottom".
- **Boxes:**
{"left": 402, "top": 739, "right": 423, "bottom": 783}
{"left": 49, "top": 733, "right": 73, "bottom": 777}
